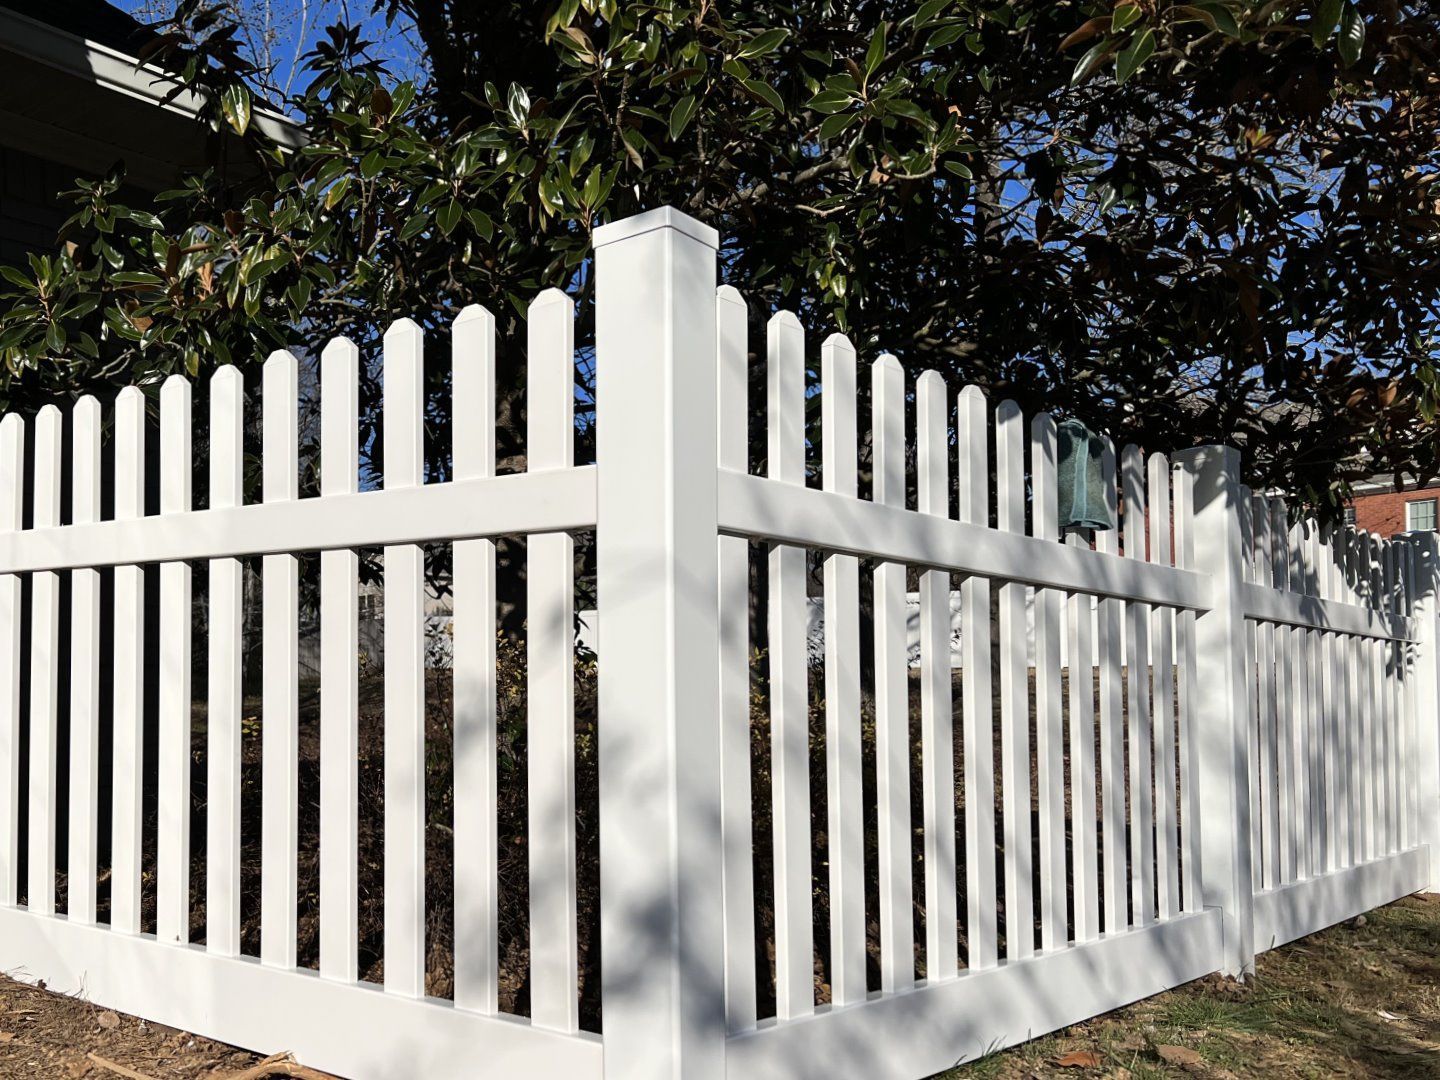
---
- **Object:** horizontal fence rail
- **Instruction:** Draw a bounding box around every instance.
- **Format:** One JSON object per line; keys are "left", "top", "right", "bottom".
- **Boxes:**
{"left": 0, "top": 205, "right": 1434, "bottom": 1080}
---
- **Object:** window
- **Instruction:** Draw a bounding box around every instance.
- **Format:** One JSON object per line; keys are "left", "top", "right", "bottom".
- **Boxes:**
{"left": 1406, "top": 498, "right": 1437, "bottom": 532}
{"left": 1343, "top": 505, "right": 1357, "bottom": 526}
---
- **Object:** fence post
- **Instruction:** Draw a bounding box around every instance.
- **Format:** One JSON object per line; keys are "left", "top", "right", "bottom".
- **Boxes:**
{"left": 1175, "top": 445, "right": 1256, "bottom": 977}
{"left": 594, "top": 207, "right": 726, "bottom": 1078}
{"left": 1406, "top": 531, "right": 1440, "bottom": 891}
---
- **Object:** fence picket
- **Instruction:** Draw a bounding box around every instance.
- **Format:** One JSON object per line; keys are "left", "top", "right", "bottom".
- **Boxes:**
{"left": 319, "top": 340, "right": 360, "bottom": 983}
{"left": 1096, "top": 440, "right": 1127, "bottom": 932}
{"left": 1272, "top": 501, "right": 1296, "bottom": 883}
{"left": 1122, "top": 445, "right": 1154, "bottom": 924}
{"left": 1066, "top": 529, "right": 1099, "bottom": 941}
{"left": 526, "top": 292, "right": 579, "bottom": 1030}
{"left": 997, "top": 399, "right": 1032, "bottom": 958}
{"left": 452, "top": 306, "right": 499, "bottom": 1014}
{"left": 67, "top": 396, "right": 101, "bottom": 925}
{"left": 1240, "top": 491, "right": 1259, "bottom": 891}
{"left": 918, "top": 371, "right": 958, "bottom": 978}
{"left": 874, "top": 353, "right": 915, "bottom": 988}
{"left": 207, "top": 366, "right": 244, "bottom": 958}
{"left": 957, "top": 385, "right": 996, "bottom": 970}
{"left": 820, "top": 330, "right": 864, "bottom": 1005}
{"left": 261, "top": 350, "right": 301, "bottom": 968}
{"left": 26, "top": 405, "right": 61, "bottom": 916}
{"left": 157, "top": 376, "right": 193, "bottom": 945}
{"left": 111, "top": 387, "right": 145, "bottom": 934}
{"left": 1149, "top": 453, "right": 1179, "bottom": 920}
{"left": 1252, "top": 495, "right": 1277, "bottom": 889}
{"left": 0, "top": 413, "right": 18, "bottom": 908}
{"left": 1173, "top": 461, "right": 1202, "bottom": 912}
{"left": 767, "top": 311, "right": 814, "bottom": 1017}
{"left": 1032, "top": 413, "right": 1064, "bottom": 951}
{"left": 718, "top": 287, "right": 757, "bottom": 1028}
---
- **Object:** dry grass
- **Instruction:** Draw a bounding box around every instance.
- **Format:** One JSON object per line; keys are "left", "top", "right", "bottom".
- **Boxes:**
{"left": 937, "top": 893, "right": 1440, "bottom": 1079}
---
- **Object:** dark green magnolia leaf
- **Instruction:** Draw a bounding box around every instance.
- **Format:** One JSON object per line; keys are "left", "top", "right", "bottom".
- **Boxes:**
{"left": 0, "top": 266, "right": 32, "bottom": 290}
{"left": 437, "top": 199, "right": 463, "bottom": 235}
{"left": 1313, "top": 0, "right": 1344, "bottom": 46}
{"left": 1071, "top": 39, "right": 1111, "bottom": 86}
{"left": 669, "top": 95, "right": 698, "bottom": 140}
{"left": 1338, "top": 2, "right": 1364, "bottom": 66}
{"left": 1116, "top": 28, "right": 1155, "bottom": 84}
{"left": 808, "top": 89, "right": 854, "bottom": 114}
{"left": 738, "top": 29, "right": 789, "bottom": 59}
{"left": 742, "top": 79, "right": 785, "bottom": 112}
{"left": 913, "top": 0, "right": 950, "bottom": 28}
{"left": 818, "top": 111, "right": 855, "bottom": 141}
{"left": 865, "top": 22, "right": 886, "bottom": 77}
{"left": 1111, "top": 3, "right": 1143, "bottom": 32}
{"left": 399, "top": 213, "right": 428, "bottom": 240}
{"left": 927, "top": 24, "right": 965, "bottom": 49}
{"left": 943, "top": 160, "right": 973, "bottom": 179}
{"left": 220, "top": 84, "right": 252, "bottom": 136}
{"left": 1198, "top": 2, "right": 1241, "bottom": 38}
{"left": 45, "top": 320, "right": 65, "bottom": 353}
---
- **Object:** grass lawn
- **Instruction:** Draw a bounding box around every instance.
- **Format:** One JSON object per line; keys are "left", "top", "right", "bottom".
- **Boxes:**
{"left": 937, "top": 893, "right": 1440, "bottom": 1079}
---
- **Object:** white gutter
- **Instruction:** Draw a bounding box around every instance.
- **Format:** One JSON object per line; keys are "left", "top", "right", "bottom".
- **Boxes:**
{"left": 0, "top": 6, "right": 304, "bottom": 150}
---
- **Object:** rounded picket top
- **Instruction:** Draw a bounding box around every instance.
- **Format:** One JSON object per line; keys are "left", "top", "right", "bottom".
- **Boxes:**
{"left": 873, "top": 351, "right": 903, "bottom": 377}
{"left": 161, "top": 371, "right": 191, "bottom": 404}
{"left": 0, "top": 410, "right": 21, "bottom": 442}
{"left": 768, "top": 307, "right": 802, "bottom": 331}
{"left": 73, "top": 394, "right": 101, "bottom": 427}
{"left": 717, "top": 282, "right": 747, "bottom": 310}
{"left": 322, "top": 335, "right": 359, "bottom": 374}
{"left": 917, "top": 368, "right": 946, "bottom": 396}
{"left": 454, "top": 303, "right": 495, "bottom": 328}
{"left": 210, "top": 363, "right": 243, "bottom": 392}
{"left": 822, "top": 330, "right": 855, "bottom": 353}
{"left": 529, "top": 287, "right": 573, "bottom": 315}
{"left": 264, "top": 348, "right": 299, "bottom": 373}
{"left": 116, "top": 384, "right": 145, "bottom": 409}
{"left": 385, "top": 316, "right": 424, "bottom": 345}
{"left": 959, "top": 382, "right": 987, "bottom": 406}
{"left": 36, "top": 402, "right": 63, "bottom": 432}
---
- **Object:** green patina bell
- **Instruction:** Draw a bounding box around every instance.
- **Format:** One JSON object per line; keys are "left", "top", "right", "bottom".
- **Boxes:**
{"left": 1057, "top": 419, "right": 1114, "bottom": 532}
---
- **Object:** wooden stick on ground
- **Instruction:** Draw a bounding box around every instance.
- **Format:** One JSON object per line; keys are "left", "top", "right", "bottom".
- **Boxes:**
{"left": 216, "top": 1051, "right": 338, "bottom": 1080}
{"left": 86, "top": 1053, "right": 161, "bottom": 1080}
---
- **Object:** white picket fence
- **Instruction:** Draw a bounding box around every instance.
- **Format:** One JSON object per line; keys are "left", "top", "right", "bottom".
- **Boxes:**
{"left": 0, "top": 206, "right": 1435, "bottom": 1080}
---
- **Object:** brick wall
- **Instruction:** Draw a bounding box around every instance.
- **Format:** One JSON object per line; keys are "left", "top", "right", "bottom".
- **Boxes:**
{"left": 1349, "top": 482, "right": 1440, "bottom": 538}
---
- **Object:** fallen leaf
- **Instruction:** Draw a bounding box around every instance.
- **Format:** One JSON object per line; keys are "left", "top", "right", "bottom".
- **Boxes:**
{"left": 1156, "top": 1044, "right": 1203, "bottom": 1066}
{"left": 98, "top": 1009, "right": 121, "bottom": 1030}
{"left": 1057, "top": 1050, "right": 1103, "bottom": 1068}
{"left": 0, "top": 1031, "right": 14, "bottom": 1042}
{"left": 1377, "top": 1009, "right": 1403, "bottom": 1021}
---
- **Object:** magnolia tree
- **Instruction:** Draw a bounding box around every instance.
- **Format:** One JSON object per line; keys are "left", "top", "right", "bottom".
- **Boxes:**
{"left": 1, "top": 0, "right": 1437, "bottom": 510}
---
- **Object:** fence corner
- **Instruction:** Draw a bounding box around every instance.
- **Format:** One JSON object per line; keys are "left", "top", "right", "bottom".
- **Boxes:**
{"left": 1174, "top": 444, "right": 1256, "bottom": 978}
{"left": 593, "top": 206, "right": 727, "bottom": 1078}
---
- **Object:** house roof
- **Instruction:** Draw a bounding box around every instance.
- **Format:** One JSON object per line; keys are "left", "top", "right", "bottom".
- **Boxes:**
{"left": 0, "top": 2, "right": 300, "bottom": 190}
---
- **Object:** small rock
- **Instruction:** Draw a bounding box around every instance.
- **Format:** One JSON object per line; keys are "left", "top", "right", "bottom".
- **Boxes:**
{"left": 97, "top": 1010, "right": 120, "bottom": 1030}
{"left": 1352, "top": 914, "right": 1368, "bottom": 928}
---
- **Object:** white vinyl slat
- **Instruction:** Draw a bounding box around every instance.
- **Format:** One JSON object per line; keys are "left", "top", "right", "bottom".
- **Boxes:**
{"left": 1240, "top": 492, "right": 1259, "bottom": 891}
{"left": 207, "top": 367, "right": 244, "bottom": 958}
{"left": 1066, "top": 530, "right": 1099, "bottom": 942}
{"left": 918, "top": 371, "right": 958, "bottom": 979}
{"left": 0, "top": 414, "right": 18, "bottom": 907}
{"left": 111, "top": 387, "right": 145, "bottom": 934}
{"left": 1149, "top": 453, "right": 1178, "bottom": 920}
{"left": 1319, "top": 528, "right": 1338, "bottom": 872}
{"left": 1335, "top": 528, "right": 1354, "bottom": 868}
{"left": 26, "top": 405, "right": 61, "bottom": 916}
{"left": 526, "top": 292, "right": 579, "bottom": 1031}
{"left": 67, "top": 397, "right": 101, "bottom": 925}
{"left": 821, "top": 330, "right": 864, "bottom": 1006}
{"left": 1252, "top": 496, "right": 1277, "bottom": 889}
{"left": 1290, "top": 523, "right": 1312, "bottom": 880}
{"left": 261, "top": 351, "right": 301, "bottom": 968}
{"left": 157, "top": 376, "right": 193, "bottom": 945}
{"left": 1172, "top": 462, "right": 1202, "bottom": 912}
{"left": 319, "top": 340, "right": 360, "bottom": 983}
{"left": 996, "top": 399, "right": 1032, "bottom": 959}
{"left": 873, "top": 353, "right": 914, "bottom": 989}
{"left": 452, "top": 306, "right": 499, "bottom": 1014}
{"left": 1096, "top": 440, "right": 1127, "bottom": 932}
{"left": 717, "top": 287, "right": 757, "bottom": 1028}
{"left": 768, "top": 312, "right": 813, "bottom": 1017}
{"left": 1122, "top": 445, "right": 1154, "bottom": 925}
{"left": 1272, "top": 502, "right": 1295, "bottom": 884}
{"left": 378, "top": 321, "right": 427, "bottom": 1002}
{"left": 957, "top": 386, "right": 996, "bottom": 969}
{"left": 1031, "top": 413, "right": 1064, "bottom": 951}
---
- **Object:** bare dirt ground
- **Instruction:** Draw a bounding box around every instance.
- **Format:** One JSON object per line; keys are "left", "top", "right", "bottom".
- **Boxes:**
{"left": 3, "top": 894, "right": 1436, "bottom": 1080}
